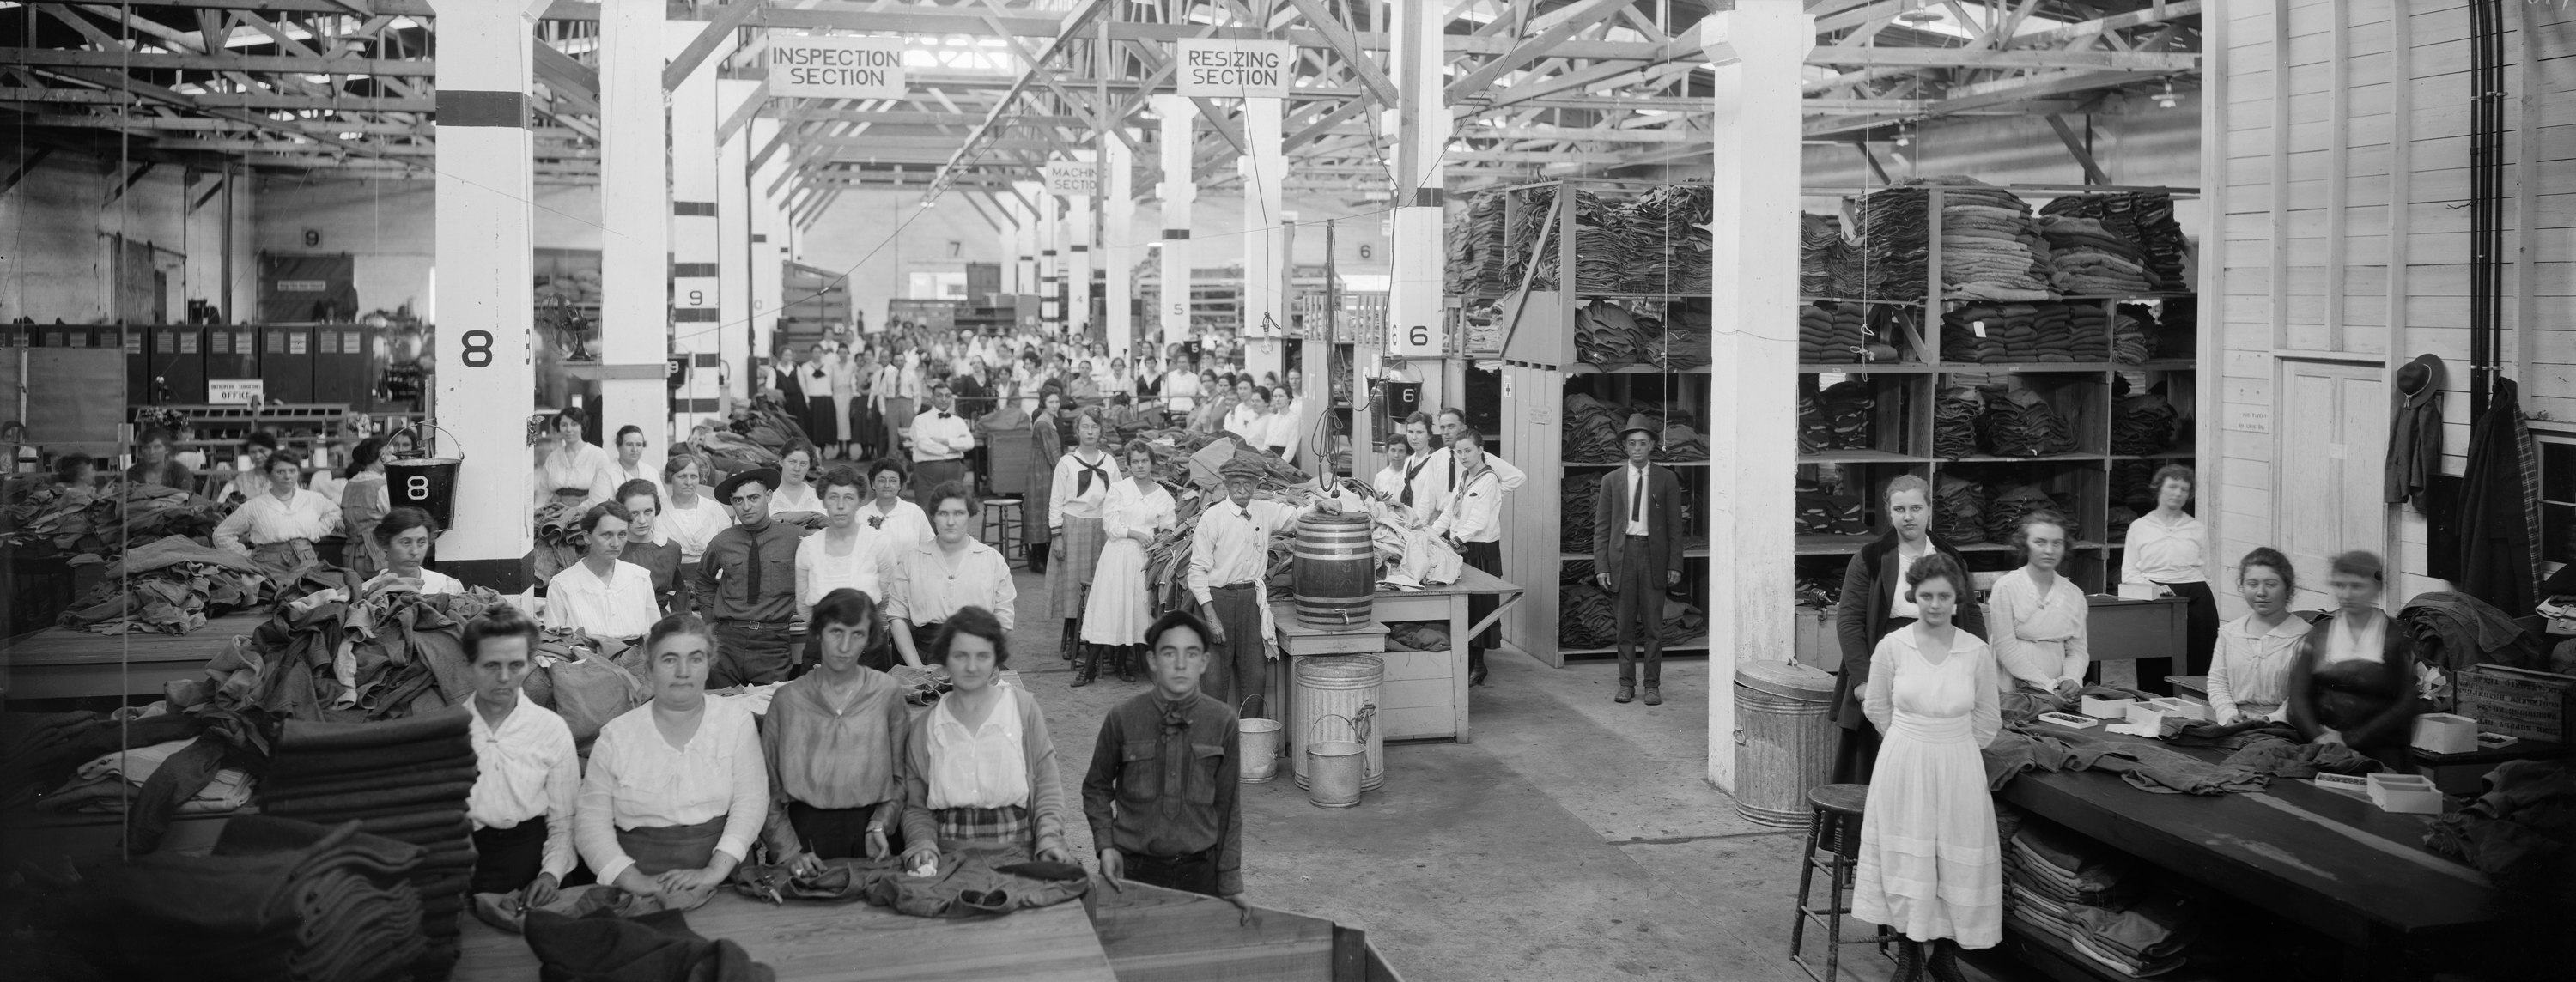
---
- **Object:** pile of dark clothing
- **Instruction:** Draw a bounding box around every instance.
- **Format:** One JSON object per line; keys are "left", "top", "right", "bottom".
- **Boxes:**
{"left": 1941, "top": 302, "right": 2108, "bottom": 364}
{"left": 2105, "top": 506, "right": 2139, "bottom": 544}
{"left": 2038, "top": 192, "right": 2191, "bottom": 290}
{"left": 723, "top": 395, "right": 811, "bottom": 455}
{"left": 2422, "top": 760, "right": 2576, "bottom": 897}
{"left": 1799, "top": 303, "right": 1875, "bottom": 362}
{"left": 1562, "top": 393, "right": 1629, "bottom": 464}
{"left": 1624, "top": 181, "right": 1716, "bottom": 294}
{"left": 1385, "top": 621, "right": 1453, "bottom": 652}
{"left": 524, "top": 908, "right": 777, "bottom": 982}
{"left": 1800, "top": 379, "right": 1876, "bottom": 452}
{"left": 2111, "top": 306, "right": 2160, "bottom": 364}
{"left": 56, "top": 534, "right": 265, "bottom": 635}
{"left": 2397, "top": 592, "right": 2546, "bottom": 709}
{"left": 2004, "top": 820, "right": 2201, "bottom": 977}
{"left": 1446, "top": 191, "right": 1514, "bottom": 294}
{"left": 1986, "top": 484, "right": 2078, "bottom": 543}
{"left": 1795, "top": 572, "right": 1843, "bottom": 609}
{"left": 728, "top": 853, "right": 1089, "bottom": 919}
{"left": 1564, "top": 472, "right": 1601, "bottom": 548}
{"left": 532, "top": 500, "right": 588, "bottom": 586}
{"left": 1660, "top": 303, "right": 1715, "bottom": 370}
{"left": 2111, "top": 395, "right": 2184, "bottom": 456}
{"left": 1847, "top": 186, "right": 1931, "bottom": 301}
{"left": 687, "top": 427, "right": 780, "bottom": 483}
{"left": 2, "top": 479, "right": 228, "bottom": 555}
{"left": 1935, "top": 386, "right": 1984, "bottom": 458}
{"left": 1652, "top": 418, "right": 1711, "bottom": 464}
{"left": 2111, "top": 460, "right": 2161, "bottom": 513}
{"left": 3, "top": 706, "right": 216, "bottom": 841}
{"left": 1801, "top": 213, "right": 1859, "bottom": 298}
{"left": 2208, "top": 727, "right": 2384, "bottom": 778}
{"left": 2038, "top": 215, "right": 2156, "bottom": 295}
{"left": 1980, "top": 389, "right": 2081, "bottom": 457}
{"left": 1795, "top": 480, "right": 1868, "bottom": 536}
{"left": 26, "top": 728, "right": 254, "bottom": 827}
{"left": 173, "top": 583, "right": 509, "bottom": 741}
{"left": 1935, "top": 474, "right": 1990, "bottom": 545}
{"left": 1924, "top": 178, "right": 2054, "bottom": 300}
{"left": 260, "top": 711, "right": 479, "bottom": 977}
{"left": 1575, "top": 301, "right": 1660, "bottom": 367}
{"left": 1982, "top": 708, "right": 2269, "bottom": 795}
{"left": 62, "top": 815, "right": 430, "bottom": 982}
{"left": 1558, "top": 581, "right": 1707, "bottom": 650}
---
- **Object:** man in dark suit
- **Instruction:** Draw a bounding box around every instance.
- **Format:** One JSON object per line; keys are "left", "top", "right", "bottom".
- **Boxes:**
{"left": 1592, "top": 423, "right": 1685, "bottom": 706}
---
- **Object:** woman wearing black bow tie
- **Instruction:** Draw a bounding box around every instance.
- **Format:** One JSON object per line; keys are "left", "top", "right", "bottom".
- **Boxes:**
{"left": 1048, "top": 408, "right": 1122, "bottom": 670}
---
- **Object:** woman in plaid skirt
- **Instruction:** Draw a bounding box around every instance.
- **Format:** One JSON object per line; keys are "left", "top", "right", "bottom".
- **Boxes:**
{"left": 897, "top": 606, "right": 1072, "bottom": 865}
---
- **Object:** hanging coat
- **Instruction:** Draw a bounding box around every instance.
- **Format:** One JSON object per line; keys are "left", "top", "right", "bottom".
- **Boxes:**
{"left": 2457, "top": 377, "right": 2539, "bottom": 617}
{"left": 2384, "top": 353, "right": 2444, "bottom": 510}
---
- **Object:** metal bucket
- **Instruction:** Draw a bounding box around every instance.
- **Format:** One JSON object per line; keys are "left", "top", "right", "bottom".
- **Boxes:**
{"left": 1291, "top": 655, "right": 1384, "bottom": 791}
{"left": 1306, "top": 712, "right": 1370, "bottom": 809}
{"left": 1240, "top": 718, "right": 1284, "bottom": 783}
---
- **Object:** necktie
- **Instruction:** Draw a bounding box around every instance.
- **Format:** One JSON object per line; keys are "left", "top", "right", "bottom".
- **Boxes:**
{"left": 1631, "top": 466, "right": 1646, "bottom": 530}
{"left": 1402, "top": 458, "right": 1429, "bottom": 506}
{"left": 937, "top": 410, "right": 952, "bottom": 419}
{"left": 744, "top": 525, "right": 763, "bottom": 607}
{"left": 1076, "top": 453, "right": 1109, "bottom": 496}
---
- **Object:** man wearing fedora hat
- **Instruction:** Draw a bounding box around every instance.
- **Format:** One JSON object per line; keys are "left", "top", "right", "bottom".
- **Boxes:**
{"left": 1593, "top": 422, "right": 1685, "bottom": 706}
{"left": 691, "top": 466, "right": 805, "bottom": 687}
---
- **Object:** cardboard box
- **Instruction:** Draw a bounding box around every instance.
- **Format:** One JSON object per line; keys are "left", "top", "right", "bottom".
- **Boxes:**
{"left": 2038, "top": 712, "right": 2099, "bottom": 730}
{"left": 2081, "top": 696, "right": 2137, "bottom": 720}
{"left": 2366, "top": 773, "right": 2445, "bottom": 815}
{"left": 2412, "top": 712, "right": 2479, "bottom": 755}
{"left": 2145, "top": 696, "right": 2211, "bottom": 722}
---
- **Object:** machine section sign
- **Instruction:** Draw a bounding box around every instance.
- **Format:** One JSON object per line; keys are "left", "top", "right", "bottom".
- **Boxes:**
{"left": 1176, "top": 39, "right": 1293, "bottom": 98}
{"left": 769, "top": 36, "right": 905, "bottom": 99}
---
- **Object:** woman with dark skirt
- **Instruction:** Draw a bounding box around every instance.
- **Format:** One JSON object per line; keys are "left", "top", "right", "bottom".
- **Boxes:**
{"left": 1832, "top": 474, "right": 1987, "bottom": 785}
{"left": 1434, "top": 427, "right": 1505, "bottom": 687}
{"left": 762, "top": 589, "right": 909, "bottom": 867}
{"left": 1048, "top": 408, "right": 1121, "bottom": 665}
{"left": 463, "top": 608, "right": 580, "bottom": 901}
{"left": 574, "top": 614, "right": 767, "bottom": 909}
{"left": 2117, "top": 463, "right": 2216, "bottom": 694}
{"left": 2288, "top": 551, "right": 2422, "bottom": 770}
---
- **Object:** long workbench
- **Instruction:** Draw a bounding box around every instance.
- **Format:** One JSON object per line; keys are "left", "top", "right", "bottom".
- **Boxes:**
{"left": 454, "top": 892, "right": 1118, "bottom": 982}
{"left": 1, "top": 610, "right": 264, "bottom": 700}
{"left": 1994, "top": 728, "right": 2510, "bottom": 981}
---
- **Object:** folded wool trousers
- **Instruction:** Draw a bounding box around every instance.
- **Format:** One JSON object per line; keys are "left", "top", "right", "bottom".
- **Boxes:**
{"left": 274, "top": 708, "right": 471, "bottom": 753}
{"left": 349, "top": 808, "right": 470, "bottom": 837}
{"left": 1613, "top": 538, "right": 1664, "bottom": 687}
{"left": 266, "top": 736, "right": 475, "bottom": 780}
{"left": 262, "top": 780, "right": 478, "bottom": 816}
{"left": 263, "top": 764, "right": 480, "bottom": 801}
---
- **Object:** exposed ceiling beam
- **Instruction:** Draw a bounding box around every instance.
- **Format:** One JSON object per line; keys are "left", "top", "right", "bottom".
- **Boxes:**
{"left": 0, "top": 48, "right": 438, "bottom": 76}
{"left": 1805, "top": 49, "right": 2194, "bottom": 70}
{"left": 665, "top": 0, "right": 769, "bottom": 92}
{"left": 1443, "top": 0, "right": 1635, "bottom": 101}
{"left": 0, "top": 86, "right": 434, "bottom": 112}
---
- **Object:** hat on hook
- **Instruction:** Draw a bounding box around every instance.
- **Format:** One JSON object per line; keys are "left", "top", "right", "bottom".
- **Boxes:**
{"left": 2396, "top": 353, "right": 2445, "bottom": 410}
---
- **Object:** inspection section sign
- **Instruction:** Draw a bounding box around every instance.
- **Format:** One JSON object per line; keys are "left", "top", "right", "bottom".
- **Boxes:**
{"left": 1176, "top": 39, "right": 1294, "bottom": 98}
{"left": 769, "top": 35, "right": 906, "bottom": 99}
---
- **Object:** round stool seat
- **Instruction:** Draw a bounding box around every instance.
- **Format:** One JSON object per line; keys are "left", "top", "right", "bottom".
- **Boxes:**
{"left": 1807, "top": 783, "right": 1869, "bottom": 816}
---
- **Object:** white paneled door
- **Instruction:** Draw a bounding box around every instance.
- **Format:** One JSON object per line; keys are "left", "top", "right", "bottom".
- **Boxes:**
{"left": 2276, "top": 359, "right": 2390, "bottom": 609}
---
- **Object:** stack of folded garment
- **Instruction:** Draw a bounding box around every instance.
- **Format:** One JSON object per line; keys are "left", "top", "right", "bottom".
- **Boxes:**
{"left": 1564, "top": 472, "right": 1601, "bottom": 548}
{"left": 1934, "top": 474, "right": 1989, "bottom": 545}
{"left": 38, "top": 733, "right": 254, "bottom": 818}
{"left": 1941, "top": 306, "right": 2010, "bottom": 363}
{"left": 1558, "top": 583, "right": 1708, "bottom": 650}
{"left": 1795, "top": 481, "right": 1868, "bottom": 536}
{"left": 1814, "top": 380, "right": 1876, "bottom": 451}
{"left": 1801, "top": 213, "right": 1850, "bottom": 297}
{"left": 2038, "top": 215, "right": 2156, "bottom": 295}
{"left": 2039, "top": 192, "right": 2191, "bottom": 290}
{"left": 66, "top": 815, "right": 429, "bottom": 982}
{"left": 1626, "top": 182, "right": 1715, "bottom": 294}
{"left": 2152, "top": 298, "right": 2196, "bottom": 358}
{"left": 2005, "top": 821, "right": 2200, "bottom": 977}
{"left": 260, "top": 710, "right": 478, "bottom": 979}
{"left": 2112, "top": 395, "right": 2183, "bottom": 456}
{"left": 1661, "top": 303, "right": 1715, "bottom": 369}
{"left": 1446, "top": 191, "right": 1514, "bottom": 294}
{"left": 1935, "top": 387, "right": 1984, "bottom": 458}
{"left": 1798, "top": 392, "right": 1830, "bottom": 454}
{"left": 1986, "top": 484, "right": 2078, "bottom": 543}
{"left": 2105, "top": 506, "right": 2139, "bottom": 544}
{"left": 1572, "top": 207, "right": 1639, "bottom": 294}
{"left": 1981, "top": 389, "right": 2080, "bottom": 457}
{"left": 2023, "top": 303, "right": 2078, "bottom": 361}
{"left": 2065, "top": 303, "right": 2111, "bottom": 361}
{"left": 1655, "top": 422, "right": 1711, "bottom": 463}
{"left": 1575, "top": 301, "right": 1657, "bottom": 367}
{"left": 2111, "top": 307, "right": 2157, "bottom": 364}
{"left": 1562, "top": 394, "right": 1628, "bottom": 464}
{"left": 2111, "top": 460, "right": 2162, "bottom": 513}
{"left": 1800, "top": 303, "right": 1873, "bottom": 362}
{"left": 1923, "top": 177, "right": 2055, "bottom": 300}
{"left": 1848, "top": 186, "right": 1931, "bottom": 300}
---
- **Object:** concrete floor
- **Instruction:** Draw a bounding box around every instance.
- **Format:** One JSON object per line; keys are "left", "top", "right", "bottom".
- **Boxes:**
{"left": 1001, "top": 569, "right": 2030, "bottom": 982}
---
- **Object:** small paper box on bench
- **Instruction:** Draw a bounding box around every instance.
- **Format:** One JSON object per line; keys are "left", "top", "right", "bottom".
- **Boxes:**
{"left": 2038, "top": 712, "right": 2099, "bottom": 730}
{"left": 2412, "top": 712, "right": 2479, "bottom": 755}
{"left": 2144, "top": 697, "right": 2210, "bottom": 722}
{"left": 2081, "top": 696, "right": 2136, "bottom": 720}
{"left": 2366, "top": 773, "right": 2445, "bottom": 815}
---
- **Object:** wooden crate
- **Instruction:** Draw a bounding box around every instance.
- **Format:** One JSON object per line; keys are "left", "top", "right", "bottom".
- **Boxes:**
{"left": 2456, "top": 664, "right": 2576, "bottom": 744}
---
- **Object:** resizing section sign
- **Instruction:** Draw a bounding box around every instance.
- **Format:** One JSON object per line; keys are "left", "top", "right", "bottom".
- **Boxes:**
{"left": 769, "top": 36, "right": 906, "bottom": 99}
{"left": 1176, "top": 39, "right": 1293, "bottom": 98}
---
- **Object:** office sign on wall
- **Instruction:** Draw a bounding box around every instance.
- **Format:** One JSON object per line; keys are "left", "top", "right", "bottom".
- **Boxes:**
{"left": 769, "top": 35, "right": 906, "bottom": 99}
{"left": 1175, "top": 39, "right": 1294, "bottom": 98}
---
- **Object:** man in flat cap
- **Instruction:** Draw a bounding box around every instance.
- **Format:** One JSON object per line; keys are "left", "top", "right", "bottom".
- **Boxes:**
{"left": 1593, "top": 421, "right": 1685, "bottom": 706}
{"left": 692, "top": 466, "right": 805, "bottom": 687}
{"left": 1186, "top": 458, "right": 1342, "bottom": 718}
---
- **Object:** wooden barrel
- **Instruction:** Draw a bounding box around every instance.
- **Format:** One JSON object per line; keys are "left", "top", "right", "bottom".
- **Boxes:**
{"left": 1733, "top": 660, "right": 1838, "bottom": 827}
{"left": 1292, "top": 511, "right": 1375, "bottom": 630}
{"left": 1290, "top": 655, "right": 1384, "bottom": 791}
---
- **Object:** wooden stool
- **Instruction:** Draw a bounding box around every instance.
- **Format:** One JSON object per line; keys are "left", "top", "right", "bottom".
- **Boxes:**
{"left": 980, "top": 498, "right": 1024, "bottom": 563}
{"left": 1789, "top": 783, "right": 1893, "bottom": 982}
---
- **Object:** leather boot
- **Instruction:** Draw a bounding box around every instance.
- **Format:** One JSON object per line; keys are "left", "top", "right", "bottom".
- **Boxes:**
{"left": 1027, "top": 542, "right": 1048, "bottom": 573}
{"left": 1924, "top": 938, "right": 1966, "bottom": 982}
{"left": 1060, "top": 619, "right": 1079, "bottom": 662}
{"left": 1116, "top": 645, "right": 1139, "bottom": 683}
{"left": 1891, "top": 938, "right": 1925, "bottom": 982}
{"left": 1468, "top": 649, "right": 1488, "bottom": 687}
{"left": 1070, "top": 644, "right": 1099, "bottom": 688}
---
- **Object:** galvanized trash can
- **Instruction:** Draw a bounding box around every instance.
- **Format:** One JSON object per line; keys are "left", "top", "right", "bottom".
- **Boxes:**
{"left": 1733, "top": 660, "right": 1838, "bottom": 827}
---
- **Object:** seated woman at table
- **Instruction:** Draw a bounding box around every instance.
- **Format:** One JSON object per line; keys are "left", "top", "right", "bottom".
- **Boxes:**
{"left": 126, "top": 427, "right": 195, "bottom": 489}
{"left": 796, "top": 467, "right": 893, "bottom": 632}
{"left": 461, "top": 607, "right": 579, "bottom": 900}
{"left": 544, "top": 501, "right": 664, "bottom": 642}
{"left": 615, "top": 479, "right": 686, "bottom": 614}
{"left": 575, "top": 613, "right": 768, "bottom": 906}
{"left": 657, "top": 453, "right": 733, "bottom": 582}
{"left": 2208, "top": 547, "right": 2304, "bottom": 725}
{"left": 898, "top": 606, "right": 1072, "bottom": 867}
{"left": 1986, "top": 510, "right": 2090, "bottom": 699}
{"left": 762, "top": 589, "right": 910, "bottom": 867}
{"left": 884, "top": 483, "right": 1017, "bottom": 670}
{"left": 364, "top": 506, "right": 465, "bottom": 595}
{"left": 212, "top": 452, "right": 341, "bottom": 580}
{"left": 2287, "top": 550, "right": 2421, "bottom": 768}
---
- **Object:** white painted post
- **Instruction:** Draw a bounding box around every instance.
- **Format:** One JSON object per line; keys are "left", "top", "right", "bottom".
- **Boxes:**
{"left": 748, "top": 115, "right": 787, "bottom": 367}
{"left": 1242, "top": 95, "right": 1286, "bottom": 383}
{"left": 598, "top": 0, "right": 667, "bottom": 456}
{"left": 1153, "top": 94, "right": 1195, "bottom": 351}
{"left": 1068, "top": 167, "right": 1095, "bottom": 347}
{"left": 716, "top": 79, "right": 756, "bottom": 417}
{"left": 1387, "top": 0, "right": 1447, "bottom": 409}
{"left": 1104, "top": 136, "right": 1135, "bottom": 361}
{"left": 1704, "top": 1, "right": 1814, "bottom": 793}
{"left": 431, "top": 0, "right": 537, "bottom": 587}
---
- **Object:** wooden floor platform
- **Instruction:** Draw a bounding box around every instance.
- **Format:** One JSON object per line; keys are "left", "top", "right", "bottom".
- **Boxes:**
{"left": 2, "top": 610, "right": 265, "bottom": 700}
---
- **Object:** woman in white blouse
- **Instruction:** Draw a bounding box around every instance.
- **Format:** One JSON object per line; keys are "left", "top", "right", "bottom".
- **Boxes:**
{"left": 658, "top": 454, "right": 733, "bottom": 575}
{"left": 1988, "top": 511, "right": 2091, "bottom": 697}
{"left": 609, "top": 425, "right": 662, "bottom": 502}
{"left": 544, "top": 502, "right": 665, "bottom": 641}
{"left": 363, "top": 506, "right": 465, "bottom": 596}
{"left": 212, "top": 453, "right": 342, "bottom": 579}
{"left": 2117, "top": 464, "right": 2215, "bottom": 690}
{"left": 897, "top": 606, "right": 1072, "bottom": 866}
{"left": 1048, "top": 409, "right": 1121, "bottom": 666}
{"left": 1078, "top": 441, "right": 1176, "bottom": 686}
{"left": 2208, "top": 547, "right": 2304, "bottom": 724}
{"left": 534, "top": 409, "right": 617, "bottom": 509}
{"left": 576, "top": 614, "right": 768, "bottom": 906}
{"left": 1433, "top": 430, "right": 1506, "bottom": 686}
{"left": 797, "top": 466, "right": 891, "bottom": 626}
{"left": 855, "top": 457, "right": 933, "bottom": 548}
{"left": 885, "top": 484, "right": 1018, "bottom": 670}
{"left": 768, "top": 440, "right": 825, "bottom": 521}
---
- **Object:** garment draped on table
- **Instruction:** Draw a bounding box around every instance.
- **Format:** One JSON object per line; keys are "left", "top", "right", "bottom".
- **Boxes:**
{"left": 727, "top": 852, "right": 1089, "bottom": 918}
{"left": 521, "top": 907, "right": 775, "bottom": 982}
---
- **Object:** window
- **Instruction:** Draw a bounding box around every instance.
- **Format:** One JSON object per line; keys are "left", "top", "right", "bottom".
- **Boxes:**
{"left": 2540, "top": 440, "right": 2576, "bottom": 567}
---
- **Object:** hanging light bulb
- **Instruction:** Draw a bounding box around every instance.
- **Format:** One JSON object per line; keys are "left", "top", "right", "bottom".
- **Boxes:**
{"left": 1894, "top": 123, "right": 1911, "bottom": 148}
{"left": 2156, "top": 79, "right": 2178, "bottom": 110}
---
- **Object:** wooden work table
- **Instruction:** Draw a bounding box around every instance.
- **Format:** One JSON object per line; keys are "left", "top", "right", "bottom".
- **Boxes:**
{"left": 453, "top": 891, "right": 1117, "bottom": 982}
{"left": 2, "top": 610, "right": 265, "bottom": 700}
{"left": 1995, "top": 728, "right": 2509, "bottom": 980}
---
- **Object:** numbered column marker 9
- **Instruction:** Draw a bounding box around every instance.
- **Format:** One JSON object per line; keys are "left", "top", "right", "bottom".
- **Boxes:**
{"left": 676, "top": 277, "right": 719, "bottom": 309}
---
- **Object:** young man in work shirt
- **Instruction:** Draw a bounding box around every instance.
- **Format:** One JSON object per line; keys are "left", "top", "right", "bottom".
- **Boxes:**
{"left": 691, "top": 467, "right": 804, "bottom": 688}
{"left": 1083, "top": 610, "right": 1252, "bottom": 920}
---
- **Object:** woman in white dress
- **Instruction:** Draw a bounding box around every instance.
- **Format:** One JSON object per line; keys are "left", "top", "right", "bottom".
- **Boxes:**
{"left": 1078, "top": 441, "right": 1176, "bottom": 687}
{"left": 659, "top": 454, "right": 733, "bottom": 581}
{"left": 544, "top": 502, "right": 665, "bottom": 643}
{"left": 1048, "top": 409, "right": 1121, "bottom": 669}
{"left": 1985, "top": 510, "right": 2090, "bottom": 699}
{"left": 796, "top": 465, "right": 891, "bottom": 634}
{"left": 1852, "top": 552, "right": 2002, "bottom": 981}
{"left": 2117, "top": 464, "right": 2214, "bottom": 690}
{"left": 828, "top": 344, "right": 859, "bottom": 460}
{"left": 610, "top": 426, "right": 661, "bottom": 502}
{"left": 2208, "top": 546, "right": 2304, "bottom": 725}
{"left": 768, "top": 441, "right": 825, "bottom": 522}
